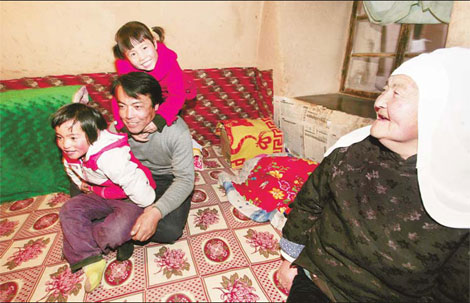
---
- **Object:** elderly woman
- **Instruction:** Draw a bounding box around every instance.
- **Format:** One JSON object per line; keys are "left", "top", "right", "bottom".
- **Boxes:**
{"left": 277, "top": 47, "right": 470, "bottom": 302}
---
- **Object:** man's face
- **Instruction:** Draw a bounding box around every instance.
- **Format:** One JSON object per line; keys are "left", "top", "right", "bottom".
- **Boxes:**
{"left": 370, "top": 74, "right": 419, "bottom": 147}
{"left": 116, "top": 85, "right": 158, "bottom": 134}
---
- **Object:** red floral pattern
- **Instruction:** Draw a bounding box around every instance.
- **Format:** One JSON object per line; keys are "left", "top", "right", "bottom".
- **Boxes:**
{"left": 244, "top": 229, "right": 279, "bottom": 258}
{"left": 232, "top": 208, "right": 250, "bottom": 221}
{"left": 47, "top": 193, "right": 69, "bottom": 208}
{"left": 193, "top": 208, "right": 219, "bottom": 230}
{"left": 191, "top": 190, "right": 207, "bottom": 203}
{"left": 154, "top": 246, "right": 190, "bottom": 279}
{"left": 201, "top": 148, "right": 210, "bottom": 158}
{"left": 194, "top": 156, "right": 204, "bottom": 171}
{"left": 215, "top": 273, "right": 260, "bottom": 302}
{"left": 209, "top": 170, "right": 223, "bottom": 181}
{"left": 233, "top": 156, "right": 318, "bottom": 215}
{"left": 0, "top": 281, "right": 18, "bottom": 302}
{"left": 9, "top": 198, "right": 34, "bottom": 211}
{"left": 204, "top": 238, "right": 230, "bottom": 262}
{"left": 0, "top": 145, "right": 292, "bottom": 302}
{"left": 38, "top": 265, "right": 83, "bottom": 302}
{"left": 203, "top": 159, "right": 222, "bottom": 169}
{"left": 104, "top": 260, "right": 133, "bottom": 286}
{"left": 4, "top": 237, "right": 50, "bottom": 270}
{"left": 33, "top": 213, "right": 59, "bottom": 230}
{"left": 0, "top": 219, "right": 18, "bottom": 238}
{"left": 166, "top": 293, "right": 192, "bottom": 302}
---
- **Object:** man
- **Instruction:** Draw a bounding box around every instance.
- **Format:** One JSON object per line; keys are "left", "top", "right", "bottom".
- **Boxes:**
{"left": 111, "top": 71, "right": 194, "bottom": 260}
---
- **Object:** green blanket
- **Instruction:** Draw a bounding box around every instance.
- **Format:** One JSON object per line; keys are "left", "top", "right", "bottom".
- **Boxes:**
{"left": 0, "top": 86, "right": 83, "bottom": 203}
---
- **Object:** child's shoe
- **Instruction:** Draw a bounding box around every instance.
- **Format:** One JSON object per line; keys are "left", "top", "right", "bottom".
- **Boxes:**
{"left": 83, "top": 259, "right": 106, "bottom": 293}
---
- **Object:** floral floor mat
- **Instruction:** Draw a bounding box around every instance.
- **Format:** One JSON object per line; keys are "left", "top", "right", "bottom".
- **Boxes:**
{"left": 0, "top": 146, "right": 289, "bottom": 302}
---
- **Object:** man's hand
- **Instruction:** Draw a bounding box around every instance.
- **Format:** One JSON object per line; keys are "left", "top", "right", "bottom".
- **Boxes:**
{"left": 131, "top": 206, "right": 162, "bottom": 242}
{"left": 277, "top": 259, "right": 298, "bottom": 292}
{"left": 130, "top": 122, "right": 158, "bottom": 142}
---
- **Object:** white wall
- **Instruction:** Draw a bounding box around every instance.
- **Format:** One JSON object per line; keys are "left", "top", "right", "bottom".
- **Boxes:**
{"left": 0, "top": 1, "right": 352, "bottom": 97}
{"left": 258, "top": 1, "right": 352, "bottom": 96}
{"left": 1, "top": 1, "right": 468, "bottom": 97}
{"left": 0, "top": 1, "right": 263, "bottom": 77}
{"left": 446, "top": 1, "right": 470, "bottom": 48}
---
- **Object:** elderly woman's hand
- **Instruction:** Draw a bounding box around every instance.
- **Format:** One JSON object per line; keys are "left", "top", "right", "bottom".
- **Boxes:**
{"left": 277, "top": 259, "right": 298, "bottom": 292}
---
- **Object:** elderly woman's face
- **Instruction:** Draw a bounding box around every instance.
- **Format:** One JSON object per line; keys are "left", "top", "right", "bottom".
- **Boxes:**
{"left": 371, "top": 75, "right": 419, "bottom": 148}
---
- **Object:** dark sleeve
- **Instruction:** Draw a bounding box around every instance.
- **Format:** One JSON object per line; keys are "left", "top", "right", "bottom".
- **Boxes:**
{"left": 152, "top": 114, "right": 167, "bottom": 132}
{"left": 432, "top": 233, "right": 469, "bottom": 302}
{"left": 281, "top": 149, "right": 338, "bottom": 245}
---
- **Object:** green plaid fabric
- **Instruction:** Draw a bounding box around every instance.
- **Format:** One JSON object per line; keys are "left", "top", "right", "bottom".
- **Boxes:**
{"left": 0, "top": 86, "right": 83, "bottom": 203}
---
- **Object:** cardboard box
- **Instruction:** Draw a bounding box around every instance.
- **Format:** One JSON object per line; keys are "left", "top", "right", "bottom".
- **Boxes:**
{"left": 217, "top": 118, "right": 284, "bottom": 168}
{"left": 273, "top": 96, "right": 374, "bottom": 163}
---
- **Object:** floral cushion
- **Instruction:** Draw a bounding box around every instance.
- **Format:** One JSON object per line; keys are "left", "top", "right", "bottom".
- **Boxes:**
{"left": 218, "top": 153, "right": 318, "bottom": 230}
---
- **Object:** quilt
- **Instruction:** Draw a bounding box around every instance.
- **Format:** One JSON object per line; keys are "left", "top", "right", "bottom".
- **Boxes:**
{"left": 218, "top": 153, "right": 318, "bottom": 230}
{"left": 0, "top": 86, "right": 83, "bottom": 203}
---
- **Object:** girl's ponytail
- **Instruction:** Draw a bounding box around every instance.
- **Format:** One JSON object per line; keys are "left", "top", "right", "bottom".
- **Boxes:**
{"left": 113, "top": 44, "right": 125, "bottom": 59}
{"left": 151, "top": 26, "right": 165, "bottom": 44}
{"left": 114, "top": 21, "right": 164, "bottom": 56}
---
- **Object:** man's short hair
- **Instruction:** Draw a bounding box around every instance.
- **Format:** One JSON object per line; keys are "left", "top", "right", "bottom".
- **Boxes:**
{"left": 111, "top": 72, "right": 164, "bottom": 107}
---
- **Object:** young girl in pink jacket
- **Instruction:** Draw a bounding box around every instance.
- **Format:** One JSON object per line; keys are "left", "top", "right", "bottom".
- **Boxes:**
{"left": 112, "top": 21, "right": 203, "bottom": 169}
{"left": 112, "top": 21, "right": 196, "bottom": 136}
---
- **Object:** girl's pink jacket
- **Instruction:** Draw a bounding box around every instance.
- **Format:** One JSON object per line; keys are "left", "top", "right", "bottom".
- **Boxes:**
{"left": 112, "top": 42, "right": 196, "bottom": 130}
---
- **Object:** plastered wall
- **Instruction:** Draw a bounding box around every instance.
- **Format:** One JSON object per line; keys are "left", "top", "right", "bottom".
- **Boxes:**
{"left": 0, "top": 1, "right": 352, "bottom": 97}
{"left": 0, "top": 1, "right": 263, "bottom": 77}
{"left": 257, "top": 1, "right": 353, "bottom": 96}
{"left": 446, "top": 1, "right": 470, "bottom": 48}
{"left": 1, "top": 1, "right": 469, "bottom": 97}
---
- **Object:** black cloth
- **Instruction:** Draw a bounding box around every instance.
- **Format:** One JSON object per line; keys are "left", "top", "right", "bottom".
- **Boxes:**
{"left": 144, "top": 174, "right": 192, "bottom": 244}
{"left": 287, "top": 267, "right": 330, "bottom": 303}
{"left": 282, "top": 136, "right": 469, "bottom": 302}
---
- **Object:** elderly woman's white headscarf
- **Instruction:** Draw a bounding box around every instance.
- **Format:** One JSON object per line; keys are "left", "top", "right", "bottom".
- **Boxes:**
{"left": 325, "top": 47, "right": 470, "bottom": 228}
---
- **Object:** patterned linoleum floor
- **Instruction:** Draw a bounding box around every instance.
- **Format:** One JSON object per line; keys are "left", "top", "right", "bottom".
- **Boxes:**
{"left": 0, "top": 145, "right": 288, "bottom": 302}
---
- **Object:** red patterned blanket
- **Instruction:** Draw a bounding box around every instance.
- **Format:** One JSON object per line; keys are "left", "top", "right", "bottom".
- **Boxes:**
{"left": 0, "top": 67, "right": 273, "bottom": 146}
